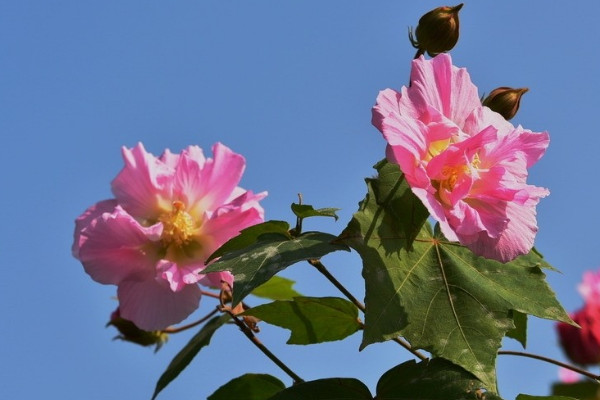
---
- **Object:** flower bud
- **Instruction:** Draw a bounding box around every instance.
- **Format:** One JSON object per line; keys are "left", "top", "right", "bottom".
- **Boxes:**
{"left": 556, "top": 304, "right": 600, "bottom": 365}
{"left": 409, "top": 4, "right": 463, "bottom": 57}
{"left": 107, "top": 308, "right": 168, "bottom": 352}
{"left": 482, "top": 87, "right": 528, "bottom": 120}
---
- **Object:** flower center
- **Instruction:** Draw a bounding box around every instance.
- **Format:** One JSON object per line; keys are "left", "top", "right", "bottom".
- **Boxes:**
{"left": 439, "top": 165, "right": 467, "bottom": 191}
{"left": 159, "top": 201, "right": 196, "bottom": 247}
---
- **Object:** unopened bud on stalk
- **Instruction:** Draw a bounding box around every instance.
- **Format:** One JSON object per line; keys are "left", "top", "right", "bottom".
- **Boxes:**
{"left": 107, "top": 308, "right": 168, "bottom": 352}
{"left": 482, "top": 87, "right": 528, "bottom": 120}
{"left": 409, "top": 4, "right": 463, "bottom": 57}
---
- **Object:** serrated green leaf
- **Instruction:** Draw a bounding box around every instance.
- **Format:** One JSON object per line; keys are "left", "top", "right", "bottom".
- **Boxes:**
{"left": 518, "top": 395, "right": 579, "bottom": 400}
{"left": 339, "top": 162, "right": 572, "bottom": 390}
{"left": 552, "top": 381, "right": 600, "bottom": 400}
{"left": 251, "top": 276, "right": 302, "bottom": 301}
{"left": 291, "top": 203, "right": 340, "bottom": 221}
{"left": 204, "top": 231, "right": 349, "bottom": 306}
{"left": 206, "top": 221, "right": 291, "bottom": 263}
{"left": 267, "top": 378, "right": 372, "bottom": 400}
{"left": 243, "top": 297, "right": 360, "bottom": 344}
{"left": 208, "top": 374, "right": 285, "bottom": 400}
{"left": 376, "top": 358, "right": 503, "bottom": 400}
{"left": 151, "top": 314, "right": 230, "bottom": 400}
{"left": 506, "top": 310, "right": 527, "bottom": 348}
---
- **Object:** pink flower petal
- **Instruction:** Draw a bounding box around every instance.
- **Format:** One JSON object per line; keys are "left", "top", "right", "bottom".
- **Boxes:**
{"left": 461, "top": 187, "right": 547, "bottom": 262}
{"left": 405, "top": 54, "right": 480, "bottom": 129}
{"left": 77, "top": 206, "right": 162, "bottom": 285}
{"left": 72, "top": 199, "right": 118, "bottom": 258}
{"left": 200, "top": 198, "right": 267, "bottom": 257}
{"left": 117, "top": 278, "right": 202, "bottom": 331}
{"left": 156, "top": 259, "right": 208, "bottom": 292}
{"left": 111, "top": 143, "right": 174, "bottom": 220}
{"left": 174, "top": 143, "right": 246, "bottom": 216}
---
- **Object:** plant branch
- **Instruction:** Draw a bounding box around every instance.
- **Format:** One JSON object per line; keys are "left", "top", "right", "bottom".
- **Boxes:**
{"left": 200, "top": 289, "right": 221, "bottom": 299}
{"left": 162, "top": 308, "right": 220, "bottom": 334}
{"left": 308, "top": 259, "right": 428, "bottom": 361}
{"left": 223, "top": 308, "right": 304, "bottom": 384}
{"left": 499, "top": 350, "right": 600, "bottom": 381}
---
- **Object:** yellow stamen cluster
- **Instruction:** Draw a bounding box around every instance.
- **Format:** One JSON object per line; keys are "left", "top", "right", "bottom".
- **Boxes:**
{"left": 159, "top": 201, "right": 196, "bottom": 247}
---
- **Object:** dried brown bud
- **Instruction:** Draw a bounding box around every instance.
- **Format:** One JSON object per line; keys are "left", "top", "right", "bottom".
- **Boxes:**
{"left": 482, "top": 87, "right": 528, "bottom": 120}
{"left": 409, "top": 4, "right": 463, "bottom": 57}
{"left": 107, "top": 308, "right": 168, "bottom": 352}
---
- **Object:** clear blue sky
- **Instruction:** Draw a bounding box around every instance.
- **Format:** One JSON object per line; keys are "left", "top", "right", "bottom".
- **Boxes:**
{"left": 2, "top": 1, "right": 598, "bottom": 399}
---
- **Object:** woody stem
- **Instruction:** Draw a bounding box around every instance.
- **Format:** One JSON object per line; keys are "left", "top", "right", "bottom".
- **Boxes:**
{"left": 223, "top": 308, "right": 304, "bottom": 384}
{"left": 308, "top": 259, "right": 428, "bottom": 361}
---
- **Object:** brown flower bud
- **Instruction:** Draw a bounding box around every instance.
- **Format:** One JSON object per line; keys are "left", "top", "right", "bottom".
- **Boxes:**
{"left": 482, "top": 87, "right": 528, "bottom": 120}
{"left": 107, "top": 308, "right": 168, "bottom": 352}
{"left": 409, "top": 4, "right": 463, "bottom": 57}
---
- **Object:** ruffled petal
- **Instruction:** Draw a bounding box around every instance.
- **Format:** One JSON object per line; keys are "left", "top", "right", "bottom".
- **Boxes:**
{"left": 405, "top": 54, "right": 481, "bottom": 129}
{"left": 72, "top": 199, "right": 118, "bottom": 258}
{"left": 156, "top": 259, "right": 206, "bottom": 291}
{"left": 173, "top": 143, "right": 246, "bottom": 217}
{"left": 462, "top": 186, "right": 548, "bottom": 262}
{"left": 111, "top": 143, "right": 174, "bottom": 220}
{"left": 77, "top": 206, "right": 162, "bottom": 285}
{"left": 199, "top": 196, "right": 267, "bottom": 258}
{"left": 117, "top": 278, "right": 202, "bottom": 331}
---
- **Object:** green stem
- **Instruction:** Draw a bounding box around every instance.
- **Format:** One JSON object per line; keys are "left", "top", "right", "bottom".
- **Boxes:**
{"left": 309, "top": 259, "right": 428, "bottom": 361}
{"left": 499, "top": 350, "right": 600, "bottom": 381}
{"left": 224, "top": 308, "right": 304, "bottom": 384}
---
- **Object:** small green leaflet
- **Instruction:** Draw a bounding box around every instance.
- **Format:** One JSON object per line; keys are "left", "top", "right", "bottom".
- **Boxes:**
{"left": 251, "top": 276, "right": 302, "bottom": 301}
{"left": 291, "top": 203, "right": 340, "bottom": 221}
{"left": 242, "top": 297, "right": 361, "bottom": 344}
{"left": 208, "top": 374, "right": 285, "bottom": 400}
{"left": 340, "top": 160, "right": 572, "bottom": 389}
{"left": 267, "top": 378, "right": 372, "bottom": 400}
{"left": 151, "top": 314, "right": 230, "bottom": 400}
{"left": 376, "top": 358, "right": 503, "bottom": 400}
{"left": 203, "top": 231, "right": 349, "bottom": 306}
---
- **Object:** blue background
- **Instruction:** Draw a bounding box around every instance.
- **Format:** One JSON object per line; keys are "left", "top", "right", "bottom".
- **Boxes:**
{"left": 2, "top": 1, "right": 598, "bottom": 399}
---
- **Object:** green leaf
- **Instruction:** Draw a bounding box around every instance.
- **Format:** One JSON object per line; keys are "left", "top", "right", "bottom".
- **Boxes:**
{"left": 518, "top": 395, "right": 579, "bottom": 400}
{"left": 376, "top": 358, "right": 503, "bottom": 400}
{"left": 206, "top": 220, "right": 291, "bottom": 263}
{"left": 339, "top": 161, "right": 572, "bottom": 389}
{"left": 243, "top": 297, "right": 360, "bottom": 344}
{"left": 506, "top": 310, "right": 527, "bottom": 348}
{"left": 267, "top": 378, "right": 372, "bottom": 400}
{"left": 208, "top": 374, "right": 285, "bottom": 400}
{"left": 251, "top": 276, "right": 302, "bottom": 301}
{"left": 291, "top": 203, "right": 340, "bottom": 221}
{"left": 151, "top": 314, "right": 230, "bottom": 400}
{"left": 552, "top": 381, "right": 600, "bottom": 400}
{"left": 204, "top": 231, "right": 349, "bottom": 306}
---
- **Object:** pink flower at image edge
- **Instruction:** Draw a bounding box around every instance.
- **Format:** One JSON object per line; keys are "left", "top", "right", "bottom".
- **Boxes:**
{"left": 73, "top": 142, "right": 266, "bottom": 331}
{"left": 372, "top": 53, "right": 549, "bottom": 262}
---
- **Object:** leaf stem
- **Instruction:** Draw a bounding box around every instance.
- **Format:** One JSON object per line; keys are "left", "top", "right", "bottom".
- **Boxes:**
{"left": 162, "top": 308, "right": 220, "bottom": 334}
{"left": 309, "top": 259, "right": 428, "bottom": 361}
{"left": 223, "top": 308, "right": 305, "bottom": 384}
{"left": 498, "top": 350, "right": 600, "bottom": 381}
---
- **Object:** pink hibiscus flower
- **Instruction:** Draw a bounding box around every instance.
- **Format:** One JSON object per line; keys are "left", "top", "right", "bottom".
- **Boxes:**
{"left": 73, "top": 143, "right": 266, "bottom": 331}
{"left": 372, "top": 53, "right": 549, "bottom": 262}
